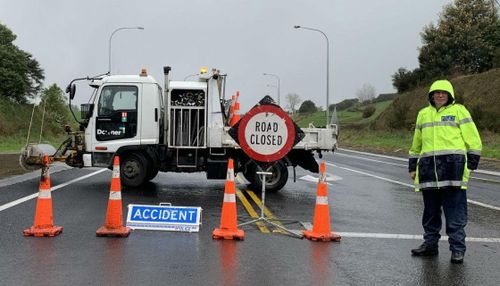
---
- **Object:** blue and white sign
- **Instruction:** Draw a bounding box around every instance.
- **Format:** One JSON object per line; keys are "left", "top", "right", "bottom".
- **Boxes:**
{"left": 126, "top": 204, "right": 202, "bottom": 232}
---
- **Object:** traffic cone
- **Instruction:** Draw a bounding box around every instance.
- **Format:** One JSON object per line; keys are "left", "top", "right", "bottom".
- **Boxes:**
{"left": 96, "top": 156, "right": 131, "bottom": 237}
{"left": 227, "top": 94, "right": 236, "bottom": 125}
{"left": 213, "top": 159, "right": 245, "bottom": 240}
{"left": 229, "top": 92, "right": 241, "bottom": 127}
{"left": 23, "top": 155, "right": 63, "bottom": 237}
{"left": 303, "top": 162, "right": 341, "bottom": 242}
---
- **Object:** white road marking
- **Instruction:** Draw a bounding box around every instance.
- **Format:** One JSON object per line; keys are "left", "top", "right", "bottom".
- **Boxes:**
{"left": 326, "top": 162, "right": 500, "bottom": 211}
{"left": 338, "top": 148, "right": 407, "bottom": 161}
{"left": 337, "top": 232, "right": 500, "bottom": 243}
{"left": 299, "top": 174, "right": 343, "bottom": 183}
{"left": 325, "top": 162, "right": 414, "bottom": 188}
{"left": 0, "top": 169, "right": 107, "bottom": 213}
{"left": 335, "top": 152, "right": 407, "bottom": 167}
{"left": 300, "top": 222, "right": 500, "bottom": 242}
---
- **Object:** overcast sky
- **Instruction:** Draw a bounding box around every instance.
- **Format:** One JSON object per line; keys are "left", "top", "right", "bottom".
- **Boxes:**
{"left": 0, "top": 0, "right": 451, "bottom": 111}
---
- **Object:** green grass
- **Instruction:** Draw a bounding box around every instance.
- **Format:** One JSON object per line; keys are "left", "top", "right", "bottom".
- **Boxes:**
{"left": 0, "top": 134, "right": 68, "bottom": 153}
{"left": 339, "top": 129, "right": 412, "bottom": 152}
{"left": 0, "top": 96, "right": 71, "bottom": 153}
{"left": 480, "top": 131, "right": 500, "bottom": 159}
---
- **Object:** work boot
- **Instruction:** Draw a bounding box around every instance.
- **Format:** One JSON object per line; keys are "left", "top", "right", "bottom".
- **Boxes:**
{"left": 411, "top": 244, "right": 438, "bottom": 256}
{"left": 451, "top": 251, "right": 464, "bottom": 264}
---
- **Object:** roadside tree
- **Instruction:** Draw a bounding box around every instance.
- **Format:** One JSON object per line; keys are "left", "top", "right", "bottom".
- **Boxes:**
{"left": 356, "top": 83, "right": 376, "bottom": 103}
{"left": 298, "top": 100, "right": 317, "bottom": 113}
{"left": 40, "top": 84, "right": 72, "bottom": 135}
{"left": 286, "top": 93, "right": 301, "bottom": 114}
{"left": 0, "top": 23, "right": 44, "bottom": 103}
{"left": 419, "top": 0, "right": 499, "bottom": 77}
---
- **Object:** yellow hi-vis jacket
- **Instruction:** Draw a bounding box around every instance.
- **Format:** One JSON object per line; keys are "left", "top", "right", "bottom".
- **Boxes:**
{"left": 409, "top": 80, "right": 482, "bottom": 191}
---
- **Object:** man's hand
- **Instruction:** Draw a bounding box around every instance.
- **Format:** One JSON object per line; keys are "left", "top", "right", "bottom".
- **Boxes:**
{"left": 410, "top": 171, "right": 416, "bottom": 180}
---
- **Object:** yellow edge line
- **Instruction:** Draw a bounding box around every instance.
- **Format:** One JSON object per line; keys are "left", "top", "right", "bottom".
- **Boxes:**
{"left": 245, "top": 190, "right": 286, "bottom": 233}
{"left": 235, "top": 176, "right": 269, "bottom": 233}
{"left": 236, "top": 174, "right": 285, "bottom": 234}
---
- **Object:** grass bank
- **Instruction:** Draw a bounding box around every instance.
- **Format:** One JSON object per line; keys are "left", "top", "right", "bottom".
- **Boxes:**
{"left": 0, "top": 96, "right": 70, "bottom": 153}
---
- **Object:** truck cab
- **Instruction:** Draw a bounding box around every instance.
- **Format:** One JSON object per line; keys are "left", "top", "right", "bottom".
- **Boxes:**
{"left": 83, "top": 73, "right": 163, "bottom": 167}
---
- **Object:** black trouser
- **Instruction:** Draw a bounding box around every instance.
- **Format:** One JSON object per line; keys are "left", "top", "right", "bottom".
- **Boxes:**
{"left": 421, "top": 187, "right": 467, "bottom": 253}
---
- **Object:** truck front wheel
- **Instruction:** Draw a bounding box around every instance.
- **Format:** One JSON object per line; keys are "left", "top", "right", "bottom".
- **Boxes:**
{"left": 121, "top": 152, "right": 148, "bottom": 187}
{"left": 244, "top": 160, "right": 288, "bottom": 193}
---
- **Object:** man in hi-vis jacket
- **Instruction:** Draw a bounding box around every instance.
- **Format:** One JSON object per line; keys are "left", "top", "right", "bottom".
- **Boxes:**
{"left": 409, "top": 79, "right": 482, "bottom": 264}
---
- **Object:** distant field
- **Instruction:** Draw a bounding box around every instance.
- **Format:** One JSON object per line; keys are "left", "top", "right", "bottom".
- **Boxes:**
{"left": 294, "top": 100, "right": 393, "bottom": 128}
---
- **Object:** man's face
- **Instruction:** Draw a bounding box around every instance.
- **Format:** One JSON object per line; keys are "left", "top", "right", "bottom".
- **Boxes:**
{"left": 433, "top": 91, "right": 449, "bottom": 108}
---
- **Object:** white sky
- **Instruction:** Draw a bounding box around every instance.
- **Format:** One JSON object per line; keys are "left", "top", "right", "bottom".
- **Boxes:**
{"left": 0, "top": 0, "right": 451, "bottom": 111}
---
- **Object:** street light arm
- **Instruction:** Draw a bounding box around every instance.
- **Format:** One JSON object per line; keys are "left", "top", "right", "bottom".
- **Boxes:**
{"left": 294, "top": 26, "right": 329, "bottom": 47}
{"left": 108, "top": 26, "right": 145, "bottom": 74}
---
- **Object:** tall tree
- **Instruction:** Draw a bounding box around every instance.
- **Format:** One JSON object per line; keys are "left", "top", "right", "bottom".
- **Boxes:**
{"left": 40, "top": 84, "right": 71, "bottom": 133}
{"left": 0, "top": 23, "right": 44, "bottom": 103}
{"left": 285, "top": 93, "right": 301, "bottom": 114}
{"left": 419, "top": 0, "right": 499, "bottom": 77}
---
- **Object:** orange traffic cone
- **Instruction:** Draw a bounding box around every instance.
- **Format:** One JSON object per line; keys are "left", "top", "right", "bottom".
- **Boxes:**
{"left": 227, "top": 94, "right": 236, "bottom": 125}
{"left": 213, "top": 159, "right": 245, "bottom": 240}
{"left": 23, "top": 155, "right": 63, "bottom": 237}
{"left": 96, "top": 156, "right": 131, "bottom": 237}
{"left": 229, "top": 92, "right": 241, "bottom": 127}
{"left": 303, "top": 162, "right": 341, "bottom": 242}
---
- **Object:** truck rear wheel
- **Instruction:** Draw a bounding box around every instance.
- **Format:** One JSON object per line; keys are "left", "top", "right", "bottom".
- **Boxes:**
{"left": 121, "top": 152, "right": 148, "bottom": 187}
{"left": 244, "top": 160, "right": 288, "bottom": 193}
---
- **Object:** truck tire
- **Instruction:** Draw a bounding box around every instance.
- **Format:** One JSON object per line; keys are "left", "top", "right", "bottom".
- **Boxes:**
{"left": 121, "top": 152, "right": 148, "bottom": 187}
{"left": 244, "top": 160, "right": 288, "bottom": 193}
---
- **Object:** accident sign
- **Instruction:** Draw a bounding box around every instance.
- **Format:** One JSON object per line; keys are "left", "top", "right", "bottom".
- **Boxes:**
{"left": 126, "top": 204, "right": 202, "bottom": 232}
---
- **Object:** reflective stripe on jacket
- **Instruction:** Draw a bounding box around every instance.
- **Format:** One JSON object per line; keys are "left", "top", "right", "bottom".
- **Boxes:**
{"left": 408, "top": 103, "right": 482, "bottom": 191}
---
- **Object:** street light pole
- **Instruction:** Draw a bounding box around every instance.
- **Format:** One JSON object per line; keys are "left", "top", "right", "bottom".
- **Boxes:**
{"left": 294, "top": 25, "right": 330, "bottom": 126}
{"left": 108, "top": 26, "right": 144, "bottom": 74}
{"left": 263, "top": 73, "right": 280, "bottom": 106}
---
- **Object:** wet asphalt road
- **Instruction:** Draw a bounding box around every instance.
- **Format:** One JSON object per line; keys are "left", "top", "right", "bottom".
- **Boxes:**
{"left": 0, "top": 150, "right": 499, "bottom": 285}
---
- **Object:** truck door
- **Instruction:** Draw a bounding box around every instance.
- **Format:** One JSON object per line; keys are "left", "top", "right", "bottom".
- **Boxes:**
{"left": 93, "top": 84, "right": 141, "bottom": 151}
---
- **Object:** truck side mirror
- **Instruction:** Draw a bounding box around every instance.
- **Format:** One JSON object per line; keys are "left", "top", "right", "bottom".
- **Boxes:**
{"left": 66, "top": 84, "right": 76, "bottom": 100}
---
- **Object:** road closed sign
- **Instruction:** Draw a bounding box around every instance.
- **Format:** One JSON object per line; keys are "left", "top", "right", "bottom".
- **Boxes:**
{"left": 230, "top": 96, "right": 304, "bottom": 162}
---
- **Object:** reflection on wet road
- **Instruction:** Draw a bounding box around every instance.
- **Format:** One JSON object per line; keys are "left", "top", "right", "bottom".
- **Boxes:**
{"left": 0, "top": 150, "right": 499, "bottom": 285}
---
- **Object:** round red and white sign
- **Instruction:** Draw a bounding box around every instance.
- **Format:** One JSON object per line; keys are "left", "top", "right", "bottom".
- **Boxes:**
{"left": 238, "top": 105, "right": 295, "bottom": 162}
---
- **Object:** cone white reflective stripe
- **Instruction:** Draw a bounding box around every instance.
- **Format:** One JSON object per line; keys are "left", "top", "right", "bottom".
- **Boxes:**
{"left": 316, "top": 196, "right": 329, "bottom": 205}
{"left": 41, "top": 167, "right": 49, "bottom": 178}
{"left": 223, "top": 193, "right": 236, "bottom": 203}
{"left": 38, "top": 189, "right": 51, "bottom": 199}
{"left": 319, "top": 172, "right": 326, "bottom": 183}
{"left": 112, "top": 167, "right": 120, "bottom": 178}
{"left": 109, "top": 191, "right": 122, "bottom": 200}
{"left": 226, "top": 169, "right": 234, "bottom": 181}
